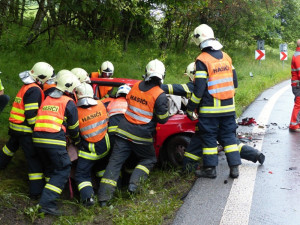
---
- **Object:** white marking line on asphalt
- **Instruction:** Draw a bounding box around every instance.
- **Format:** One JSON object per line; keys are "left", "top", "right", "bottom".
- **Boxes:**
{"left": 219, "top": 84, "right": 290, "bottom": 225}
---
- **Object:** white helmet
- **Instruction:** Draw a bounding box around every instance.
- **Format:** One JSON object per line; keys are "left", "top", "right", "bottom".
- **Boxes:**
{"left": 56, "top": 70, "right": 81, "bottom": 93}
{"left": 116, "top": 84, "right": 131, "bottom": 97}
{"left": 100, "top": 61, "right": 114, "bottom": 78}
{"left": 144, "top": 59, "right": 165, "bottom": 83}
{"left": 192, "top": 24, "right": 223, "bottom": 50}
{"left": 29, "top": 62, "right": 55, "bottom": 84}
{"left": 75, "top": 82, "right": 94, "bottom": 99}
{"left": 184, "top": 62, "right": 196, "bottom": 81}
{"left": 71, "top": 68, "right": 91, "bottom": 83}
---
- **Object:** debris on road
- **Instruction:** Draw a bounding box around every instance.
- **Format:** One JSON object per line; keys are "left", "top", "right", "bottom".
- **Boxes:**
{"left": 238, "top": 117, "right": 257, "bottom": 126}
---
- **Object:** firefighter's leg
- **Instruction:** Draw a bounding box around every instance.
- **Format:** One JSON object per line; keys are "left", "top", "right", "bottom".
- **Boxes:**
{"left": 39, "top": 146, "right": 71, "bottom": 213}
{"left": 194, "top": 117, "right": 219, "bottom": 178}
{"left": 0, "top": 135, "right": 19, "bottom": 169}
{"left": 290, "top": 95, "right": 300, "bottom": 130}
{"left": 20, "top": 135, "right": 45, "bottom": 198}
{"left": 219, "top": 116, "right": 241, "bottom": 167}
{"left": 75, "top": 157, "right": 95, "bottom": 204}
{"left": 182, "top": 130, "right": 203, "bottom": 173}
{"left": 98, "top": 137, "right": 131, "bottom": 203}
{"left": 129, "top": 143, "right": 157, "bottom": 193}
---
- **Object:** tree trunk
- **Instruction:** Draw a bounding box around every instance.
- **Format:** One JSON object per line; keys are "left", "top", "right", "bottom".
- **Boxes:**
{"left": 123, "top": 19, "right": 133, "bottom": 52}
{"left": 19, "top": 0, "right": 25, "bottom": 25}
{"left": 25, "top": 0, "right": 47, "bottom": 46}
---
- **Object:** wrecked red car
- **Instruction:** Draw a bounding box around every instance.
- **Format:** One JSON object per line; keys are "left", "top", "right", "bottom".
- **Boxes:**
{"left": 90, "top": 77, "right": 197, "bottom": 167}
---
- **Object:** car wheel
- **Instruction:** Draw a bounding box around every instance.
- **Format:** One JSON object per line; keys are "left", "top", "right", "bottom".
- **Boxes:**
{"left": 166, "top": 135, "right": 191, "bottom": 167}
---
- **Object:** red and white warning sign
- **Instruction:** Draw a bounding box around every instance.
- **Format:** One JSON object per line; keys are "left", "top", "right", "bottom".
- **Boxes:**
{"left": 280, "top": 52, "right": 287, "bottom": 61}
{"left": 255, "top": 50, "right": 265, "bottom": 60}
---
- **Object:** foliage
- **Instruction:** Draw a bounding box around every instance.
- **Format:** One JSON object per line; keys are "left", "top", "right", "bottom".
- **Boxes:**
{"left": 0, "top": 0, "right": 300, "bottom": 50}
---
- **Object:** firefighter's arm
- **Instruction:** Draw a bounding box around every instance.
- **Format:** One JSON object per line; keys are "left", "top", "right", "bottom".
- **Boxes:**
{"left": 154, "top": 92, "right": 169, "bottom": 124}
{"left": 65, "top": 101, "right": 81, "bottom": 145}
{"left": 162, "top": 83, "right": 193, "bottom": 98}
{"left": 186, "top": 60, "right": 206, "bottom": 112}
{"left": 23, "top": 87, "right": 43, "bottom": 128}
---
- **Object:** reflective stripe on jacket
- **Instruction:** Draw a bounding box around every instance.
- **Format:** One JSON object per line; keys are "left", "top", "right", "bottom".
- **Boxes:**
{"left": 106, "top": 97, "right": 127, "bottom": 117}
{"left": 77, "top": 100, "right": 108, "bottom": 143}
{"left": 34, "top": 95, "right": 72, "bottom": 133}
{"left": 197, "top": 52, "right": 234, "bottom": 100}
{"left": 125, "top": 81, "right": 163, "bottom": 125}
{"left": 9, "top": 83, "right": 44, "bottom": 124}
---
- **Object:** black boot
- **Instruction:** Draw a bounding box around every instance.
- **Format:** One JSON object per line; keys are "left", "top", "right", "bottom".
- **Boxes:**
{"left": 256, "top": 153, "right": 265, "bottom": 165}
{"left": 82, "top": 197, "right": 94, "bottom": 207}
{"left": 39, "top": 206, "right": 62, "bottom": 216}
{"left": 195, "top": 167, "right": 217, "bottom": 178}
{"left": 128, "top": 184, "right": 138, "bottom": 193}
{"left": 229, "top": 166, "right": 239, "bottom": 178}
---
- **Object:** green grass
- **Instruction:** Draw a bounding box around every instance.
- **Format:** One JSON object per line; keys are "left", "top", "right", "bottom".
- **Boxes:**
{"left": 0, "top": 25, "right": 293, "bottom": 224}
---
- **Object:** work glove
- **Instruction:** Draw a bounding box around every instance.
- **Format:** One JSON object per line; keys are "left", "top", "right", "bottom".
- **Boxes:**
{"left": 186, "top": 109, "right": 198, "bottom": 121}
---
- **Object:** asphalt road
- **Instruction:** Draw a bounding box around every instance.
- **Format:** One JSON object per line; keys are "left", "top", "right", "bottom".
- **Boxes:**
{"left": 172, "top": 79, "right": 300, "bottom": 225}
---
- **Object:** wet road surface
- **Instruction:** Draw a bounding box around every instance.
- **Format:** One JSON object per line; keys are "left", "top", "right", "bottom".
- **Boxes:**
{"left": 173, "top": 79, "right": 300, "bottom": 225}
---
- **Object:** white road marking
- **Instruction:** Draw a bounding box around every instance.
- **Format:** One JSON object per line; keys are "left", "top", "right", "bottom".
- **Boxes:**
{"left": 219, "top": 84, "right": 290, "bottom": 225}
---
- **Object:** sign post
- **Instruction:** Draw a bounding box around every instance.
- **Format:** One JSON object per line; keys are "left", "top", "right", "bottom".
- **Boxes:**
{"left": 255, "top": 40, "right": 265, "bottom": 64}
{"left": 280, "top": 43, "right": 288, "bottom": 68}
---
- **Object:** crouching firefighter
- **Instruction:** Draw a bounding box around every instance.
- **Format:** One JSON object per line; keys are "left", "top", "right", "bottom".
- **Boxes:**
{"left": 0, "top": 62, "right": 54, "bottom": 199}
{"left": 98, "top": 59, "right": 169, "bottom": 207}
{"left": 74, "top": 82, "right": 110, "bottom": 207}
{"left": 33, "top": 70, "right": 81, "bottom": 216}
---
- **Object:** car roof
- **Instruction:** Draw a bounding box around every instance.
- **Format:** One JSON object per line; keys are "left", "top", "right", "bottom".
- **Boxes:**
{"left": 90, "top": 77, "right": 140, "bottom": 87}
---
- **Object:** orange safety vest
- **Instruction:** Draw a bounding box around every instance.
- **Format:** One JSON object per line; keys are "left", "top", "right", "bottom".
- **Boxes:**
{"left": 125, "top": 81, "right": 163, "bottom": 125}
{"left": 34, "top": 95, "right": 72, "bottom": 133}
{"left": 9, "top": 83, "right": 44, "bottom": 124}
{"left": 106, "top": 97, "right": 128, "bottom": 117}
{"left": 77, "top": 100, "right": 108, "bottom": 142}
{"left": 43, "top": 83, "right": 56, "bottom": 92}
{"left": 90, "top": 72, "right": 100, "bottom": 79}
{"left": 197, "top": 52, "right": 234, "bottom": 100}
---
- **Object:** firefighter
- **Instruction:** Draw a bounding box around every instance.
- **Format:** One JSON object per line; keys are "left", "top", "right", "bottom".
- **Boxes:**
{"left": 98, "top": 59, "right": 169, "bottom": 207}
{"left": 186, "top": 24, "right": 241, "bottom": 179}
{"left": 90, "top": 61, "right": 114, "bottom": 99}
{"left": 33, "top": 70, "right": 81, "bottom": 216}
{"left": 289, "top": 39, "right": 300, "bottom": 132}
{"left": 71, "top": 68, "right": 91, "bottom": 84}
{"left": 102, "top": 84, "right": 131, "bottom": 148}
{"left": 74, "top": 82, "right": 110, "bottom": 207}
{"left": 43, "top": 73, "right": 57, "bottom": 97}
{"left": 161, "top": 63, "right": 265, "bottom": 172}
{"left": 0, "top": 62, "right": 54, "bottom": 199}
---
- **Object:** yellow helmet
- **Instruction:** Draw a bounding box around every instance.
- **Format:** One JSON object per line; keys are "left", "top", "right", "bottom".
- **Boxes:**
{"left": 71, "top": 68, "right": 91, "bottom": 83}
{"left": 56, "top": 70, "right": 81, "bottom": 93}
{"left": 29, "top": 62, "right": 55, "bottom": 84}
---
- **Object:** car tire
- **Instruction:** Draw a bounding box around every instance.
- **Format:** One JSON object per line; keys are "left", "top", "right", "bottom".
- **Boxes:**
{"left": 166, "top": 135, "right": 191, "bottom": 167}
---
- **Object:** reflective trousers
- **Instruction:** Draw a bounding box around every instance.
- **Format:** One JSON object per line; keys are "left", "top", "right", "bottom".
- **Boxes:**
{"left": 0, "top": 134, "right": 44, "bottom": 196}
{"left": 183, "top": 137, "right": 260, "bottom": 172}
{"left": 36, "top": 145, "right": 71, "bottom": 209}
{"left": 289, "top": 87, "right": 300, "bottom": 129}
{"left": 75, "top": 137, "right": 110, "bottom": 202}
{"left": 98, "top": 136, "right": 157, "bottom": 202}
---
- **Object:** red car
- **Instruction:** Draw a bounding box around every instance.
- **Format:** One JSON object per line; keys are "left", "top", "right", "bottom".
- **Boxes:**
{"left": 91, "top": 77, "right": 197, "bottom": 167}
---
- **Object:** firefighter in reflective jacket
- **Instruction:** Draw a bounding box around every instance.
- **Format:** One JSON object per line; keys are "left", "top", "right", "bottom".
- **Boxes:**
{"left": 161, "top": 63, "right": 265, "bottom": 172}
{"left": 98, "top": 59, "right": 169, "bottom": 207}
{"left": 289, "top": 39, "right": 300, "bottom": 132}
{"left": 102, "top": 84, "right": 131, "bottom": 148}
{"left": 186, "top": 24, "right": 241, "bottom": 179}
{"left": 74, "top": 82, "right": 110, "bottom": 207}
{"left": 0, "top": 62, "right": 54, "bottom": 199}
{"left": 90, "top": 61, "right": 114, "bottom": 99}
{"left": 33, "top": 70, "right": 81, "bottom": 216}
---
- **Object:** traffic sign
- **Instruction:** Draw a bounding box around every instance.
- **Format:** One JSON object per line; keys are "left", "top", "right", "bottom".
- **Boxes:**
{"left": 255, "top": 50, "right": 265, "bottom": 60}
{"left": 280, "top": 52, "right": 287, "bottom": 61}
{"left": 257, "top": 40, "right": 265, "bottom": 50}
